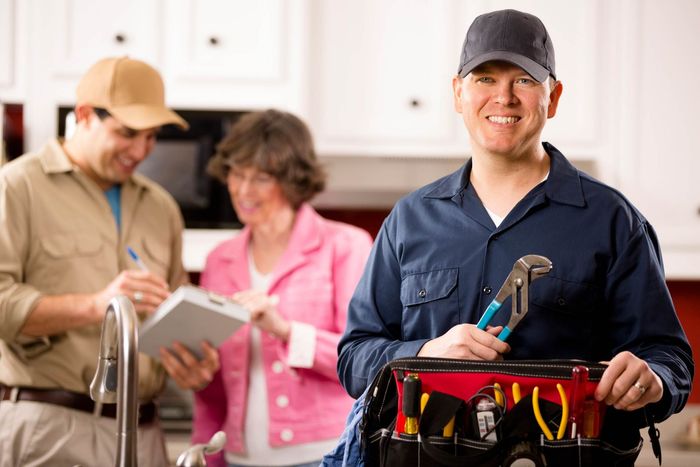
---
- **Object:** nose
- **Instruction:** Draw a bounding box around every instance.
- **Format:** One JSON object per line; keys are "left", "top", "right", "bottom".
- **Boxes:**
{"left": 228, "top": 175, "right": 254, "bottom": 197}
{"left": 494, "top": 82, "right": 518, "bottom": 105}
{"left": 128, "top": 134, "right": 153, "bottom": 161}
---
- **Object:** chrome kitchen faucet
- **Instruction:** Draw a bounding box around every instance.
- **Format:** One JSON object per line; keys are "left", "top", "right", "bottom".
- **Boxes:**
{"left": 90, "top": 295, "right": 139, "bottom": 467}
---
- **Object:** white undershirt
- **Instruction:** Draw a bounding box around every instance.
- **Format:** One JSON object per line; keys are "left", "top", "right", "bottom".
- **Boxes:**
{"left": 484, "top": 208, "right": 505, "bottom": 227}
{"left": 484, "top": 172, "right": 549, "bottom": 228}
{"left": 225, "top": 252, "right": 337, "bottom": 466}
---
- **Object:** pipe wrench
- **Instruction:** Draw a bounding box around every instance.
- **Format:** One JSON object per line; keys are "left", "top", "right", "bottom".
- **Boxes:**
{"left": 476, "top": 255, "right": 553, "bottom": 341}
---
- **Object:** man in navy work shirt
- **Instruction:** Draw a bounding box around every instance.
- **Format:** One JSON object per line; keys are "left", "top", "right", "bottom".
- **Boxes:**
{"left": 337, "top": 9, "right": 693, "bottom": 431}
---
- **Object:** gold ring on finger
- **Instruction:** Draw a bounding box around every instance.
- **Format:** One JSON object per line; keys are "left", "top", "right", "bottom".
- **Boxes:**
{"left": 633, "top": 380, "right": 647, "bottom": 396}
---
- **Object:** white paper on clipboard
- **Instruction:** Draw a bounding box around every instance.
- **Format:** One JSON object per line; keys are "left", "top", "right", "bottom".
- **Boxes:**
{"left": 139, "top": 285, "right": 249, "bottom": 359}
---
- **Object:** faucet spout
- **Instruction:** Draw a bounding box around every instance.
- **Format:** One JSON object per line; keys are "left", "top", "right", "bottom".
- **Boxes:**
{"left": 90, "top": 295, "right": 139, "bottom": 467}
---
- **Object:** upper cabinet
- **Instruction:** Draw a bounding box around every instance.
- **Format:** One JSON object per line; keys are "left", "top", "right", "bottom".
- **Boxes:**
{"left": 43, "top": 0, "right": 161, "bottom": 78}
{"left": 309, "top": 0, "right": 605, "bottom": 161}
{"left": 162, "top": 0, "right": 308, "bottom": 111}
{"left": 309, "top": 0, "right": 466, "bottom": 157}
{"left": 23, "top": 0, "right": 309, "bottom": 151}
{"left": 0, "top": 0, "right": 27, "bottom": 103}
{"left": 611, "top": 0, "right": 700, "bottom": 279}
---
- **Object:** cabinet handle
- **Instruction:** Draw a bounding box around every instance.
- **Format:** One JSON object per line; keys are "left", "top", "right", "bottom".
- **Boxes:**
{"left": 208, "top": 36, "right": 220, "bottom": 46}
{"left": 114, "top": 33, "right": 127, "bottom": 44}
{"left": 409, "top": 98, "right": 421, "bottom": 108}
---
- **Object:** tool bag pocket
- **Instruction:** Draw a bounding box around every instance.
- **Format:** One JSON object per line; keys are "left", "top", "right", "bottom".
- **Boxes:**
{"left": 360, "top": 357, "right": 647, "bottom": 467}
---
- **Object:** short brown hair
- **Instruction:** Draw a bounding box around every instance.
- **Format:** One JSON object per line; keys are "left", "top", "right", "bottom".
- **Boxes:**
{"left": 208, "top": 109, "right": 326, "bottom": 209}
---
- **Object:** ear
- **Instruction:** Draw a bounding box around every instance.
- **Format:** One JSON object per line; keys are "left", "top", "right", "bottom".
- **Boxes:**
{"left": 547, "top": 80, "right": 563, "bottom": 118}
{"left": 74, "top": 104, "right": 96, "bottom": 124}
{"left": 452, "top": 75, "right": 464, "bottom": 113}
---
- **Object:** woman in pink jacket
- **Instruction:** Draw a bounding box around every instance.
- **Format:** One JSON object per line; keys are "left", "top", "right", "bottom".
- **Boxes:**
{"left": 189, "top": 109, "right": 372, "bottom": 466}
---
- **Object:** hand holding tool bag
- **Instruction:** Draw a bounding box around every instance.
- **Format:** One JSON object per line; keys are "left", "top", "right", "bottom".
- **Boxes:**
{"left": 360, "top": 357, "right": 656, "bottom": 467}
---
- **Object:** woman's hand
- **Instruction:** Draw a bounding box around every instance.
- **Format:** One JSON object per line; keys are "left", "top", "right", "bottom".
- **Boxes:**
{"left": 159, "top": 340, "right": 220, "bottom": 391}
{"left": 233, "top": 289, "right": 291, "bottom": 341}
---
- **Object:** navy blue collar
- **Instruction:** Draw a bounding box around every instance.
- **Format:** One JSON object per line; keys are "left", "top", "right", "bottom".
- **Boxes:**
{"left": 423, "top": 142, "right": 585, "bottom": 208}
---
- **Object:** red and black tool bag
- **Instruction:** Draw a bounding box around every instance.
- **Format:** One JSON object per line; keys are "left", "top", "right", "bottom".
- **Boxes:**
{"left": 360, "top": 357, "right": 652, "bottom": 467}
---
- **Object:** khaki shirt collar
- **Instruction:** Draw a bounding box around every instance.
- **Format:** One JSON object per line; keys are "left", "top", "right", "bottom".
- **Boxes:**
{"left": 39, "top": 139, "right": 74, "bottom": 174}
{"left": 38, "top": 138, "right": 151, "bottom": 192}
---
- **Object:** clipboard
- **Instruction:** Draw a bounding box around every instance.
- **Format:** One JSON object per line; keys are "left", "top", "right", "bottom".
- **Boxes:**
{"left": 139, "top": 285, "right": 249, "bottom": 359}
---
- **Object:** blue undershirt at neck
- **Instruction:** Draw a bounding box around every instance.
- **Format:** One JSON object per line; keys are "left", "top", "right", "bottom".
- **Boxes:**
{"left": 104, "top": 185, "right": 122, "bottom": 231}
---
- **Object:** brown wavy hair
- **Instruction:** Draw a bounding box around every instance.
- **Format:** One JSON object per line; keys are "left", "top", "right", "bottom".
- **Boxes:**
{"left": 207, "top": 109, "right": 326, "bottom": 209}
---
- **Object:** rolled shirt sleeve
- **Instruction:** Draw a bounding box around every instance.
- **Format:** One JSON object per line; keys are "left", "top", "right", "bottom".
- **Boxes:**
{"left": 0, "top": 169, "right": 44, "bottom": 341}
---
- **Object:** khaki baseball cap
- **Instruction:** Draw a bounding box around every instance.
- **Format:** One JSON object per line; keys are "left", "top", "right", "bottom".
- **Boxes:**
{"left": 76, "top": 56, "right": 188, "bottom": 130}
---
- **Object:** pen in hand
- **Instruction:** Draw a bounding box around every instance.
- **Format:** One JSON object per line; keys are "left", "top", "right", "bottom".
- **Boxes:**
{"left": 126, "top": 246, "right": 149, "bottom": 271}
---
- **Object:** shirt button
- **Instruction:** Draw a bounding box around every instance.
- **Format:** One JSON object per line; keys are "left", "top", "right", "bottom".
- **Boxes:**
{"left": 276, "top": 395, "right": 289, "bottom": 408}
{"left": 280, "top": 429, "right": 294, "bottom": 442}
{"left": 557, "top": 297, "right": 566, "bottom": 306}
{"left": 271, "top": 361, "right": 284, "bottom": 374}
{"left": 482, "top": 286, "right": 492, "bottom": 294}
{"left": 418, "top": 289, "right": 427, "bottom": 298}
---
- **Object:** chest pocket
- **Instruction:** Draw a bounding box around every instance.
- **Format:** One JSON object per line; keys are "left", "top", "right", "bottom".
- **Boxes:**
{"left": 400, "top": 268, "right": 459, "bottom": 340}
{"left": 41, "top": 232, "right": 102, "bottom": 259}
{"left": 530, "top": 275, "right": 603, "bottom": 316}
{"left": 140, "top": 236, "right": 171, "bottom": 280}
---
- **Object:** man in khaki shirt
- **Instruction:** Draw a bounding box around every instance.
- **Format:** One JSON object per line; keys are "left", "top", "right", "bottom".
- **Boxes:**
{"left": 0, "top": 57, "right": 219, "bottom": 466}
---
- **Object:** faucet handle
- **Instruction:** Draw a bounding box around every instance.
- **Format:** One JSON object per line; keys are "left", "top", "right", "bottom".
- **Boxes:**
{"left": 176, "top": 431, "right": 227, "bottom": 467}
{"left": 89, "top": 357, "right": 118, "bottom": 404}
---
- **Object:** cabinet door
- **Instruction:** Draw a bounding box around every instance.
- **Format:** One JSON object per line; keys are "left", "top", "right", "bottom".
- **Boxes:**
{"left": 615, "top": 0, "right": 700, "bottom": 277}
{"left": 165, "top": 0, "right": 285, "bottom": 81}
{"left": 310, "top": 0, "right": 464, "bottom": 156}
{"left": 0, "top": 0, "right": 27, "bottom": 101}
{"left": 162, "top": 0, "right": 305, "bottom": 110}
{"left": 43, "top": 0, "right": 160, "bottom": 78}
{"left": 0, "top": 0, "right": 14, "bottom": 90}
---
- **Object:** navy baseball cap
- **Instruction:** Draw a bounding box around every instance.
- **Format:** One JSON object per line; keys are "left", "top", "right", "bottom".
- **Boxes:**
{"left": 457, "top": 9, "right": 556, "bottom": 82}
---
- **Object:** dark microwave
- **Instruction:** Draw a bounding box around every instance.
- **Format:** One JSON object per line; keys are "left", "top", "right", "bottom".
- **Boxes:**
{"left": 57, "top": 107, "right": 246, "bottom": 228}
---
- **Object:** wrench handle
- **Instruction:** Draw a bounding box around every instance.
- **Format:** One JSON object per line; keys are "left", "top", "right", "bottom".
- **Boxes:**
{"left": 497, "top": 326, "right": 512, "bottom": 341}
{"left": 476, "top": 299, "right": 502, "bottom": 330}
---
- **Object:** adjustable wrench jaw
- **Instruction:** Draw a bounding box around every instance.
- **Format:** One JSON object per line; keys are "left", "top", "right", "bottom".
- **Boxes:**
{"left": 501, "top": 255, "right": 553, "bottom": 338}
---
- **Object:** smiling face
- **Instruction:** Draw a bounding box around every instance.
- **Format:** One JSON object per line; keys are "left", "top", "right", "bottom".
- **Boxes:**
{"left": 452, "top": 61, "right": 562, "bottom": 161}
{"left": 72, "top": 107, "right": 159, "bottom": 190}
{"left": 226, "top": 165, "right": 292, "bottom": 227}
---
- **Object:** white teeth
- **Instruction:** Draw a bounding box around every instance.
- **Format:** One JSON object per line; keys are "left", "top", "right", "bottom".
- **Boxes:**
{"left": 118, "top": 157, "right": 134, "bottom": 167}
{"left": 488, "top": 116, "right": 520, "bottom": 124}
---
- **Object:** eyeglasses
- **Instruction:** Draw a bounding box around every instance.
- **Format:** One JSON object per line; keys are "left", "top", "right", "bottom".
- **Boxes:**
{"left": 227, "top": 168, "right": 277, "bottom": 188}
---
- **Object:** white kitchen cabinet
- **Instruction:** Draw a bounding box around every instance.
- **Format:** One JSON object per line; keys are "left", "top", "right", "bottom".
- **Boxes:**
{"left": 22, "top": 0, "right": 308, "bottom": 151}
{"left": 309, "top": 0, "right": 605, "bottom": 161}
{"left": 42, "top": 0, "right": 161, "bottom": 79}
{"left": 162, "top": 0, "right": 308, "bottom": 111}
{"left": 0, "top": 0, "right": 27, "bottom": 103}
{"left": 611, "top": 0, "right": 700, "bottom": 278}
{"left": 309, "top": 0, "right": 466, "bottom": 157}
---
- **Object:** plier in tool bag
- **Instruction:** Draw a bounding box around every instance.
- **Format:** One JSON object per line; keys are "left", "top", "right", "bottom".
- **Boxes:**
{"left": 475, "top": 254, "right": 553, "bottom": 341}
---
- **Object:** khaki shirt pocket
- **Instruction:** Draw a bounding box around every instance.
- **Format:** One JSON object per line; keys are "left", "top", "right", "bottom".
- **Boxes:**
{"left": 140, "top": 236, "right": 171, "bottom": 281}
{"left": 41, "top": 232, "right": 102, "bottom": 258}
{"left": 37, "top": 232, "right": 105, "bottom": 293}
